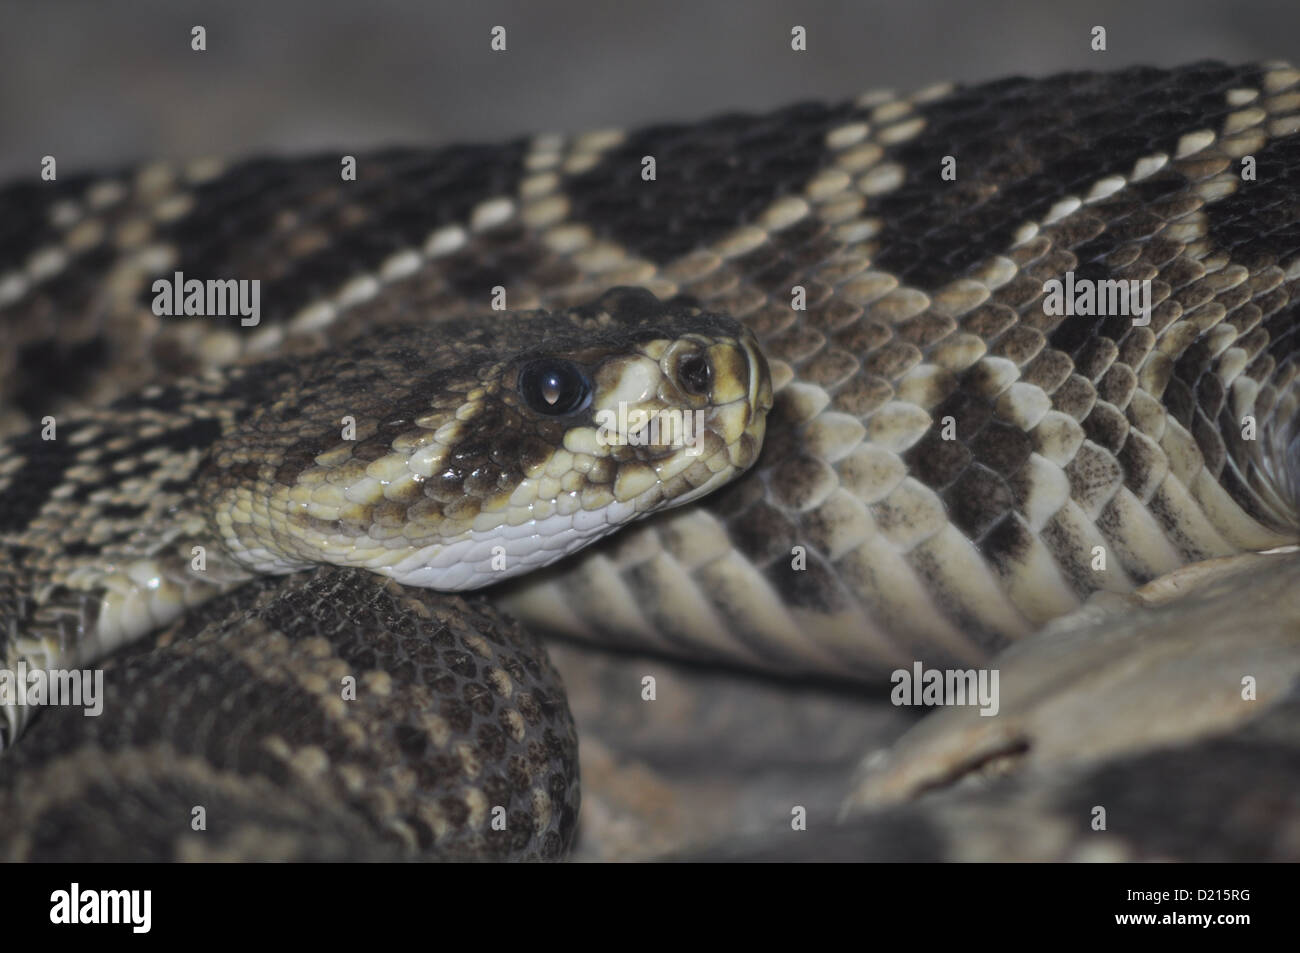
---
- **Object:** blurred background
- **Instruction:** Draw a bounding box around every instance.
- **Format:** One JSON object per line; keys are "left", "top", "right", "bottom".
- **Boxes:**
{"left": 1, "top": 0, "right": 1294, "bottom": 177}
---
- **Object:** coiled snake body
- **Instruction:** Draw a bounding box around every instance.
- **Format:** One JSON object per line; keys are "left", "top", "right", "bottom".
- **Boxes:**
{"left": 2, "top": 61, "right": 1298, "bottom": 860}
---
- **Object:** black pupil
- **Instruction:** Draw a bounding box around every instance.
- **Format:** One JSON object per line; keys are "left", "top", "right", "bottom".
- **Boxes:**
{"left": 679, "top": 354, "right": 712, "bottom": 396}
{"left": 519, "top": 360, "right": 591, "bottom": 415}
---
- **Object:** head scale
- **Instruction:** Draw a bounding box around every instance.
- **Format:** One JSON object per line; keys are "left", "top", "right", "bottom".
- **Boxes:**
{"left": 201, "top": 287, "right": 773, "bottom": 590}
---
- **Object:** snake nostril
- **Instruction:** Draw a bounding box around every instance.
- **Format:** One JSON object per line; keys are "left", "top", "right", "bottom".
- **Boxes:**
{"left": 678, "top": 353, "right": 712, "bottom": 397}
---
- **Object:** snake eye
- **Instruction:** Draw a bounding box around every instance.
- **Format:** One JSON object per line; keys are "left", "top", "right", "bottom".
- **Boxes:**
{"left": 678, "top": 353, "right": 712, "bottom": 397}
{"left": 519, "top": 359, "right": 592, "bottom": 416}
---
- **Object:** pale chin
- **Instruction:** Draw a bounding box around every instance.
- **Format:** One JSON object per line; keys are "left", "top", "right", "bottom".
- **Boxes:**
{"left": 374, "top": 498, "right": 639, "bottom": 591}
{"left": 365, "top": 461, "right": 744, "bottom": 592}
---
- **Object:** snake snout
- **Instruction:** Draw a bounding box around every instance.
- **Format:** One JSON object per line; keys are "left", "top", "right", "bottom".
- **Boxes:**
{"left": 647, "top": 327, "right": 771, "bottom": 476}
{"left": 662, "top": 328, "right": 772, "bottom": 425}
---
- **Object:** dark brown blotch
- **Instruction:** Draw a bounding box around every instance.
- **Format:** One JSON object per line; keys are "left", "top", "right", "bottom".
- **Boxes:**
{"left": 903, "top": 429, "right": 972, "bottom": 490}
{"left": 969, "top": 420, "right": 1033, "bottom": 476}
{"left": 1020, "top": 348, "right": 1075, "bottom": 392}
{"left": 727, "top": 499, "right": 799, "bottom": 564}
{"left": 942, "top": 463, "right": 1013, "bottom": 539}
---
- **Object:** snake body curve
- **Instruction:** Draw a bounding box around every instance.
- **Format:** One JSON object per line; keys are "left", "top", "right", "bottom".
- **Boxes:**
{"left": 1, "top": 61, "right": 1299, "bottom": 860}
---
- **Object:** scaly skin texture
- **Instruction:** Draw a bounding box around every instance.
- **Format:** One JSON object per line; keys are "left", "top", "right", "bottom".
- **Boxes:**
{"left": 1, "top": 568, "right": 581, "bottom": 861}
{"left": 1, "top": 288, "right": 766, "bottom": 724}
{"left": 0, "top": 290, "right": 769, "bottom": 860}
{"left": 0, "top": 61, "right": 1298, "bottom": 860}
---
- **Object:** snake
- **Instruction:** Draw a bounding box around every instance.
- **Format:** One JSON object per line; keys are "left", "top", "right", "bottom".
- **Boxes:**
{"left": 1, "top": 60, "right": 1298, "bottom": 861}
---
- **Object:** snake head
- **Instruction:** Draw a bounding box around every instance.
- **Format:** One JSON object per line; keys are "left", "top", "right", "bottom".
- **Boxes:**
{"left": 201, "top": 287, "right": 772, "bottom": 590}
